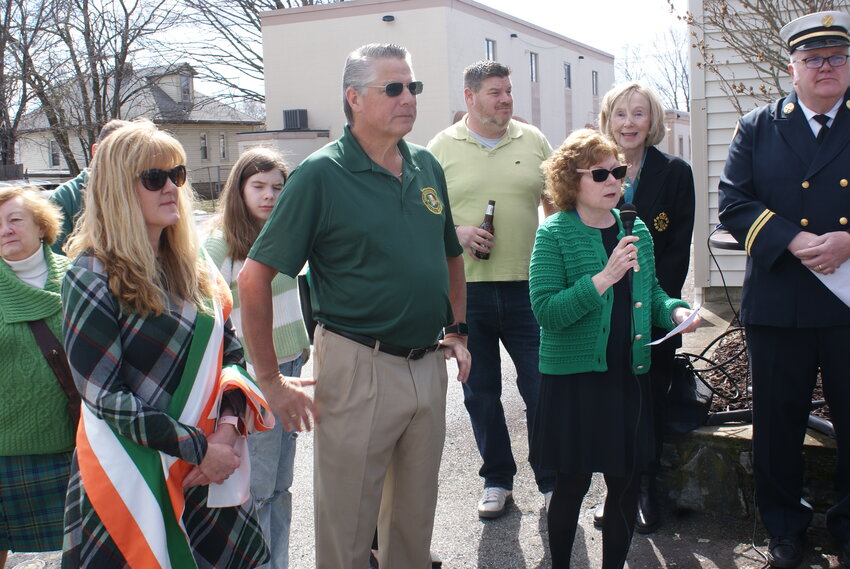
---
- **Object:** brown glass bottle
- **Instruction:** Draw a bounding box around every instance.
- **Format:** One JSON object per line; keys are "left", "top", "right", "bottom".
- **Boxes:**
{"left": 475, "top": 200, "right": 495, "bottom": 260}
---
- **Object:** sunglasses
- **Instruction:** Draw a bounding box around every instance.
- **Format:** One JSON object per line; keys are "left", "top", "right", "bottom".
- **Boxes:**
{"left": 367, "top": 81, "right": 424, "bottom": 97}
{"left": 139, "top": 165, "right": 187, "bottom": 192}
{"left": 576, "top": 165, "right": 628, "bottom": 183}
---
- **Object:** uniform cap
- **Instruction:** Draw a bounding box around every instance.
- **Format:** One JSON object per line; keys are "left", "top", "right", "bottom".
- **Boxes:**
{"left": 780, "top": 11, "right": 850, "bottom": 53}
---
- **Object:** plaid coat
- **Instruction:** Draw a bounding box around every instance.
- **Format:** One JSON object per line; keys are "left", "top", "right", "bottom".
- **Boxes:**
{"left": 60, "top": 254, "right": 268, "bottom": 569}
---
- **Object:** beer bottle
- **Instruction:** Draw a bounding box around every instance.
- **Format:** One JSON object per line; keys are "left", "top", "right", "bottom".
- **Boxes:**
{"left": 475, "top": 200, "right": 495, "bottom": 260}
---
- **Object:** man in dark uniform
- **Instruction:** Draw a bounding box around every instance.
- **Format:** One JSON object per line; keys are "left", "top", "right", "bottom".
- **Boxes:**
{"left": 719, "top": 11, "right": 850, "bottom": 569}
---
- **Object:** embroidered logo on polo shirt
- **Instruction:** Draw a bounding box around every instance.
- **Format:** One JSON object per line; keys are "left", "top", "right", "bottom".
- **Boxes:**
{"left": 421, "top": 187, "right": 443, "bottom": 214}
{"left": 654, "top": 212, "right": 670, "bottom": 232}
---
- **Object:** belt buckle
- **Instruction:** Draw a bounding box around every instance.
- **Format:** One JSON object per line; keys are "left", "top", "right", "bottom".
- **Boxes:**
{"left": 407, "top": 347, "right": 427, "bottom": 360}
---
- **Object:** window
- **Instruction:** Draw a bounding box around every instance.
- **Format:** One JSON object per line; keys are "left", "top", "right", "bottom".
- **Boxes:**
{"left": 181, "top": 75, "right": 192, "bottom": 102}
{"left": 592, "top": 70, "right": 599, "bottom": 96}
{"left": 485, "top": 39, "right": 496, "bottom": 61}
{"left": 564, "top": 62, "right": 572, "bottom": 89}
{"left": 530, "top": 52, "right": 539, "bottom": 83}
{"left": 219, "top": 133, "right": 227, "bottom": 160}
{"left": 200, "top": 133, "right": 209, "bottom": 160}
{"left": 678, "top": 135, "right": 684, "bottom": 157}
{"left": 49, "top": 140, "right": 60, "bottom": 167}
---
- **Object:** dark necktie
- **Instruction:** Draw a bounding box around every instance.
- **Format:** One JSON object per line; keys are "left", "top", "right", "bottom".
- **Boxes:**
{"left": 814, "top": 114, "right": 830, "bottom": 143}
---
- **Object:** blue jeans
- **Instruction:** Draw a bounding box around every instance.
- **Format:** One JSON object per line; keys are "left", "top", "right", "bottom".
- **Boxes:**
{"left": 249, "top": 355, "right": 304, "bottom": 569}
{"left": 463, "top": 281, "right": 555, "bottom": 493}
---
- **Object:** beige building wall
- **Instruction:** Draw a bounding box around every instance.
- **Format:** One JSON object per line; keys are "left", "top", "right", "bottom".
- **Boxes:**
{"left": 261, "top": 0, "right": 614, "bottom": 149}
{"left": 688, "top": 0, "right": 792, "bottom": 290}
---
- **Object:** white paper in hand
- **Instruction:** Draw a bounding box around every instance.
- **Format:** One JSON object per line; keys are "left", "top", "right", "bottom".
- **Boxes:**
{"left": 206, "top": 435, "right": 251, "bottom": 508}
{"left": 646, "top": 304, "right": 701, "bottom": 346}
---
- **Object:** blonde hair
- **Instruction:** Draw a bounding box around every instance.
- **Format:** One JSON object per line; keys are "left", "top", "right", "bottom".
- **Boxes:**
{"left": 598, "top": 82, "right": 667, "bottom": 147}
{"left": 212, "top": 146, "right": 288, "bottom": 261}
{"left": 0, "top": 186, "right": 63, "bottom": 246}
{"left": 543, "top": 129, "right": 623, "bottom": 211}
{"left": 66, "top": 119, "right": 213, "bottom": 316}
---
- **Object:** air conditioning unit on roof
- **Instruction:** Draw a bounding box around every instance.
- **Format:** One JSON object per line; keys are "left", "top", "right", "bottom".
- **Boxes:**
{"left": 283, "top": 109, "right": 308, "bottom": 130}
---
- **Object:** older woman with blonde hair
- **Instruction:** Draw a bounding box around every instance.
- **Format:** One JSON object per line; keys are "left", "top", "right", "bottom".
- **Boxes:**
{"left": 597, "top": 82, "right": 695, "bottom": 533}
{"left": 529, "top": 129, "right": 699, "bottom": 569}
{"left": 62, "top": 119, "right": 274, "bottom": 569}
{"left": 0, "top": 186, "right": 75, "bottom": 568}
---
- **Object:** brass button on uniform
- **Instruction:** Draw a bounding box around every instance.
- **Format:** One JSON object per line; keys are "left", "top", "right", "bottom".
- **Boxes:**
{"left": 801, "top": 218, "right": 809, "bottom": 227}
{"left": 841, "top": 179, "right": 849, "bottom": 187}
{"left": 634, "top": 301, "right": 643, "bottom": 308}
{"left": 841, "top": 217, "right": 848, "bottom": 226}
{"left": 801, "top": 181, "right": 810, "bottom": 189}
{"left": 634, "top": 334, "right": 643, "bottom": 340}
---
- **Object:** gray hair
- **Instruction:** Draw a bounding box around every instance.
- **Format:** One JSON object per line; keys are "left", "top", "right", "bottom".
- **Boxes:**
{"left": 342, "top": 43, "right": 411, "bottom": 124}
{"left": 463, "top": 61, "right": 511, "bottom": 92}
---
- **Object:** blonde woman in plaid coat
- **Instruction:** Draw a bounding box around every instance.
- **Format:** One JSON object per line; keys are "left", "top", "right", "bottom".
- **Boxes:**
{"left": 61, "top": 120, "right": 272, "bottom": 569}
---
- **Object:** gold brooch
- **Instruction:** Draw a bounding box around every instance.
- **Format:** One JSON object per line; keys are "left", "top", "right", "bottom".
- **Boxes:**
{"left": 654, "top": 212, "right": 670, "bottom": 232}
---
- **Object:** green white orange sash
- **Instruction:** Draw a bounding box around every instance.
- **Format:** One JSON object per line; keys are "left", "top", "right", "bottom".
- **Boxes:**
{"left": 75, "top": 273, "right": 273, "bottom": 569}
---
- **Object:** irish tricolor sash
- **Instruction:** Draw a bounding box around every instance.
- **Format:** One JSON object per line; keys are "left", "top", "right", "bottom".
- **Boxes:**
{"left": 76, "top": 273, "right": 273, "bottom": 569}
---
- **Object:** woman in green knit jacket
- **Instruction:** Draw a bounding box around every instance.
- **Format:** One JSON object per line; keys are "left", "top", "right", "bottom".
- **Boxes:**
{"left": 528, "top": 130, "right": 699, "bottom": 569}
{"left": 0, "top": 187, "right": 73, "bottom": 567}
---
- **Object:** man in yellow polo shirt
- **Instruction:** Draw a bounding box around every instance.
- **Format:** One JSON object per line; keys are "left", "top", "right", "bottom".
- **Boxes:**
{"left": 428, "top": 60, "right": 557, "bottom": 519}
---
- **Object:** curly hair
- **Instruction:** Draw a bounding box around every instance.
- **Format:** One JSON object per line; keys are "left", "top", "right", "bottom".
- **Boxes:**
{"left": 598, "top": 82, "right": 667, "bottom": 147}
{"left": 211, "top": 146, "right": 288, "bottom": 261}
{"left": 543, "top": 129, "right": 623, "bottom": 211}
{"left": 66, "top": 119, "right": 212, "bottom": 317}
{"left": 0, "top": 186, "right": 64, "bottom": 246}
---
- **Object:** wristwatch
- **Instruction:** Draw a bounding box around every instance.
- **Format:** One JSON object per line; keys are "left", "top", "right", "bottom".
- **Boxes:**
{"left": 440, "top": 322, "right": 469, "bottom": 339}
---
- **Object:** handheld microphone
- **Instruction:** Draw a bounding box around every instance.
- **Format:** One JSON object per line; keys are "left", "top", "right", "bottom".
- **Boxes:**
{"left": 620, "top": 202, "right": 637, "bottom": 237}
{"left": 619, "top": 203, "right": 638, "bottom": 291}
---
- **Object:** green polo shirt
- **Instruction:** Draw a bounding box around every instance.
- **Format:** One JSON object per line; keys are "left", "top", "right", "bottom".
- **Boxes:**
{"left": 427, "top": 117, "right": 551, "bottom": 282}
{"left": 250, "top": 125, "right": 462, "bottom": 348}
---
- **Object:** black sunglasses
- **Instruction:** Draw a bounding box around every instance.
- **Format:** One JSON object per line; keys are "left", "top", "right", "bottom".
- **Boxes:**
{"left": 368, "top": 81, "right": 424, "bottom": 97}
{"left": 139, "top": 165, "right": 187, "bottom": 192}
{"left": 576, "top": 165, "right": 628, "bottom": 183}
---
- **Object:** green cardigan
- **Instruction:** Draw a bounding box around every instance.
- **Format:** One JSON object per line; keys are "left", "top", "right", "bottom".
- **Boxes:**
{"left": 529, "top": 209, "right": 688, "bottom": 376}
{"left": 0, "top": 245, "right": 75, "bottom": 455}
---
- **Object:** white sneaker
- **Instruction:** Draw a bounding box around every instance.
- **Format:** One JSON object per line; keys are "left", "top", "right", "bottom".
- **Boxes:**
{"left": 544, "top": 491, "right": 553, "bottom": 511}
{"left": 478, "top": 487, "right": 512, "bottom": 519}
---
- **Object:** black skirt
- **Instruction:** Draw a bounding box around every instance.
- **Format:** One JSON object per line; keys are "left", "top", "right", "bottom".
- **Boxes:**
{"left": 530, "top": 221, "right": 654, "bottom": 477}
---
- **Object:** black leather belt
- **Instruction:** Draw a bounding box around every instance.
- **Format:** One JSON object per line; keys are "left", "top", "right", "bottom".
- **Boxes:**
{"left": 322, "top": 324, "right": 440, "bottom": 360}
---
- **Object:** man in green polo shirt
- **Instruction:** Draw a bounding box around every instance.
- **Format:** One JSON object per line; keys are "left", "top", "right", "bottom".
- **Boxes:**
{"left": 428, "top": 60, "right": 557, "bottom": 519}
{"left": 238, "top": 43, "right": 469, "bottom": 569}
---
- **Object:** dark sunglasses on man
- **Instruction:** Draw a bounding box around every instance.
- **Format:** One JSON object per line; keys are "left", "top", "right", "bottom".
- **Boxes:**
{"left": 576, "top": 165, "right": 628, "bottom": 183}
{"left": 367, "top": 81, "right": 424, "bottom": 97}
{"left": 139, "top": 165, "right": 187, "bottom": 192}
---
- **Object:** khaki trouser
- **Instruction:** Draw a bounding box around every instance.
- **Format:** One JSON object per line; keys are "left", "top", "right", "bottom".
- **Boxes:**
{"left": 313, "top": 325, "right": 448, "bottom": 569}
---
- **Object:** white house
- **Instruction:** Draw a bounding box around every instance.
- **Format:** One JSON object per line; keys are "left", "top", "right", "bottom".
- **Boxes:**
{"left": 258, "top": 0, "right": 615, "bottom": 152}
{"left": 17, "top": 63, "right": 262, "bottom": 194}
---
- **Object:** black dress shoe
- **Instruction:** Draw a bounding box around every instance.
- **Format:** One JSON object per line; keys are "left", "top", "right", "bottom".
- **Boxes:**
{"left": 635, "top": 474, "right": 660, "bottom": 534}
{"left": 766, "top": 535, "right": 805, "bottom": 569}
{"left": 593, "top": 501, "right": 604, "bottom": 529}
{"left": 839, "top": 540, "right": 850, "bottom": 568}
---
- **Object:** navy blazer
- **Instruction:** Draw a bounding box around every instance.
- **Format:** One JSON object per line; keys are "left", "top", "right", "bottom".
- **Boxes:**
{"left": 718, "top": 88, "right": 850, "bottom": 328}
{"left": 619, "top": 146, "right": 695, "bottom": 300}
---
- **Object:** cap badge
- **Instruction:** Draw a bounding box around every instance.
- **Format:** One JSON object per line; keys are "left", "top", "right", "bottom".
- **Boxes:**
{"left": 823, "top": 14, "right": 834, "bottom": 27}
{"left": 783, "top": 102, "right": 795, "bottom": 114}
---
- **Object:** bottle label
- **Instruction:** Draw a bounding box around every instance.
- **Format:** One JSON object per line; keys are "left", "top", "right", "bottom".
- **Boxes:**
{"left": 485, "top": 204, "right": 494, "bottom": 216}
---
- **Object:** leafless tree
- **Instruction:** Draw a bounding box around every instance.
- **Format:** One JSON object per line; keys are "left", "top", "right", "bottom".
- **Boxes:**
{"left": 0, "top": 0, "right": 34, "bottom": 169}
{"left": 180, "top": 0, "right": 344, "bottom": 105}
{"left": 618, "top": 26, "right": 691, "bottom": 112}
{"left": 12, "top": 0, "right": 181, "bottom": 175}
{"left": 673, "top": 0, "right": 849, "bottom": 115}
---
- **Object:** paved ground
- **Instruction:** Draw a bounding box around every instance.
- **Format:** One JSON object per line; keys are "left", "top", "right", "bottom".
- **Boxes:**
{"left": 8, "top": 258, "right": 845, "bottom": 568}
